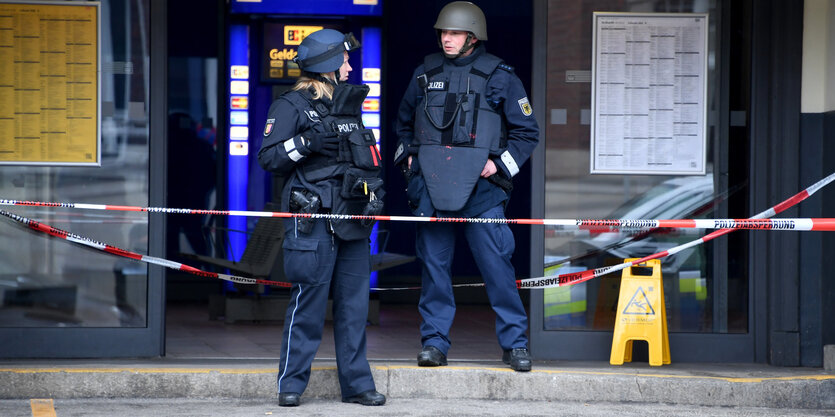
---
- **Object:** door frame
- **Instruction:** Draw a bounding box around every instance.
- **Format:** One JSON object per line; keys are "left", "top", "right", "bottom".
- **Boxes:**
{"left": 527, "top": 0, "right": 763, "bottom": 363}
{"left": 0, "top": 0, "right": 167, "bottom": 358}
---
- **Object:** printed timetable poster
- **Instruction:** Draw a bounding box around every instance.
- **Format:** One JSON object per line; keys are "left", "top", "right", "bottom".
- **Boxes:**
{"left": 0, "top": 1, "right": 100, "bottom": 166}
{"left": 591, "top": 13, "right": 708, "bottom": 175}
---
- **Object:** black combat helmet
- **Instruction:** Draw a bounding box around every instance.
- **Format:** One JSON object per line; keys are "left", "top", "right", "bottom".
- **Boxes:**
{"left": 433, "top": 1, "right": 487, "bottom": 57}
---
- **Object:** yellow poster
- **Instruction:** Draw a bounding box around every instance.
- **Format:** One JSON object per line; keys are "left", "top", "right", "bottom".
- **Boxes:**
{"left": 0, "top": 1, "right": 99, "bottom": 165}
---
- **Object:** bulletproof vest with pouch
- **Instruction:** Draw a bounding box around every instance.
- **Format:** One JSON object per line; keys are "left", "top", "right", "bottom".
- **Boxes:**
{"left": 287, "top": 83, "right": 384, "bottom": 240}
{"left": 294, "top": 84, "right": 369, "bottom": 183}
{"left": 414, "top": 52, "right": 504, "bottom": 212}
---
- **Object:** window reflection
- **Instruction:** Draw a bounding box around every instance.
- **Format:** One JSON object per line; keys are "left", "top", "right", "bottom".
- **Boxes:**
{"left": 0, "top": 0, "right": 149, "bottom": 328}
{"left": 543, "top": 0, "right": 747, "bottom": 333}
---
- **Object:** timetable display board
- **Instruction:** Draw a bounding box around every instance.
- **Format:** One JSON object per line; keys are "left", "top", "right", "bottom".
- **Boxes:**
{"left": 0, "top": 1, "right": 100, "bottom": 166}
{"left": 591, "top": 13, "right": 708, "bottom": 175}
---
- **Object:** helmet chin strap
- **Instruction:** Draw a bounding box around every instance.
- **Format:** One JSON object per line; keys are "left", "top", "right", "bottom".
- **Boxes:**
{"left": 457, "top": 33, "right": 476, "bottom": 57}
{"left": 441, "top": 32, "right": 475, "bottom": 59}
{"left": 309, "top": 72, "right": 339, "bottom": 86}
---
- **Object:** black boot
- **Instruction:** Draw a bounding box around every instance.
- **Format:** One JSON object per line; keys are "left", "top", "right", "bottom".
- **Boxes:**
{"left": 278, "top": 392, "right": 300, "bottom": 406}
{"left": 342, "top": 390, "right": 386, "bottom": 406}
{"left": 502, "top": 348, "right": 532, "bottom": 372}
{"left": 417, "top": 346, "right": 448, "bottom": 366}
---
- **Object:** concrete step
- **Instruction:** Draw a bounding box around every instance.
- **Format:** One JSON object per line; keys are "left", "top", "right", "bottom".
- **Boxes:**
{"left": 1, "top": 359, "right": 833, "bottom": 409}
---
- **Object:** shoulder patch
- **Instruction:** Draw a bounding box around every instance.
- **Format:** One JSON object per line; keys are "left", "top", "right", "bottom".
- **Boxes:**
{"left": 517, "top": 97, "right": 532, "bottom": 116}
{"left": 263, "top": 118, "right": 275, "bottom": 137}
{"left": 497, "top": 63, "right": 515, "bottom": 73}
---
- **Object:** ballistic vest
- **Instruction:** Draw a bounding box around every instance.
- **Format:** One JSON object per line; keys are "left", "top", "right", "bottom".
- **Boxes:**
{"left": 414, "top": 52, "right": 504, "bottom": 211}
{"left": 283, "top": 83, "right": 384, "bottom": 240}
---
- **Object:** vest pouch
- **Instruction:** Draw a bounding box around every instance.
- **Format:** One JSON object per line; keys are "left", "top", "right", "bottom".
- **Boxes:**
{"left": 416, "top": 89, "right": 450, "bottom": 146}
{"left": 330, "top": 190, "right": 375, "bottom": 241}
{"left": 473, "top": 107, "right": 502, "bottom": 150}
{"left": 347, "top": 129, "right": 382, "bottom": 170}
{"left": 452, "top": 92, "right": 477, "bottom": 146}
{"left": 341, "top": 166, "right": 383, "bottom": 199}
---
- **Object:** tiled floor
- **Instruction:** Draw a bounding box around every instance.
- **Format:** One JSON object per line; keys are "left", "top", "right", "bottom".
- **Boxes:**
{"left": 165, "top": 302, "right": 507, "bottom": 362}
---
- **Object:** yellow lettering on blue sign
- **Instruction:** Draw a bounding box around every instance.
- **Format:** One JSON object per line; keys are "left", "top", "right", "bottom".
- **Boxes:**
{"left": 269, "top": 48, "right": 298, "bottom": 61}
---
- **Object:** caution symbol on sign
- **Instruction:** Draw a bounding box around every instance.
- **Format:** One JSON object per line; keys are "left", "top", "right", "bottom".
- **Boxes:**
{"left": 622, "top": 287, "right": 655, "bottom": 315}
{"left": 610, "top": 259, "right": 670, "bottom": 366}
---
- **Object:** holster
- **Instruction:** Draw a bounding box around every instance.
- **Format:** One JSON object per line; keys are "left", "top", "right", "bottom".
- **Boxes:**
{"left": 486, "top": 173, "right": 513, "bottom": 192}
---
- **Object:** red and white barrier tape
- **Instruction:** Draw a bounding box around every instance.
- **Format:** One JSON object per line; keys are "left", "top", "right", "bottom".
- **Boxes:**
{"left": 0, "top": 209, "right": 292, "bottom": 289}
{"left": 517, "top": 171, "right": 835, "bottom": 289}
{"left": 1, "top": 171, "right": 833, "bottom": 290}
{"left": 0, "top": 209, "right": 501, "bottom": 291}
{"left": 2, "top": 200, "right": 835, "bottom": 231}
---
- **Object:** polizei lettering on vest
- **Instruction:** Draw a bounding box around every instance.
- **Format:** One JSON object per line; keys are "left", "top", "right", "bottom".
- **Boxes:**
{"left": 427, "top": 81, "right": 446, "bottom": 90}
{"left": 335, "top": 122, "right": 360, "bottom": 133}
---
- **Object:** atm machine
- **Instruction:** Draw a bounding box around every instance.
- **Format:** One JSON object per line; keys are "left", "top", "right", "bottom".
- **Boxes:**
{"left": 223, "top": 0, "right": 385, "bottom": 289}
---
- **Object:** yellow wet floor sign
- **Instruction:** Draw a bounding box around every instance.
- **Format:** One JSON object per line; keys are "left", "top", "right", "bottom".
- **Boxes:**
{"left": 610, "top": 258, "right": 670, "bottom": 366}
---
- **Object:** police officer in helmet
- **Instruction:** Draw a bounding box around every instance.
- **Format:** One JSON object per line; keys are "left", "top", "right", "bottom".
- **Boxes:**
{"left": 394, "top": 1, "right": 540, "bottom": 372}
{"left": 258, "top": 28, "right": 385, "bottom": 407}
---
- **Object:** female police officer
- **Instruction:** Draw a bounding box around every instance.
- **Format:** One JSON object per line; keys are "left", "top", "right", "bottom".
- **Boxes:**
{"left": 257, "top": 29, "right": 385, "bottom": 407}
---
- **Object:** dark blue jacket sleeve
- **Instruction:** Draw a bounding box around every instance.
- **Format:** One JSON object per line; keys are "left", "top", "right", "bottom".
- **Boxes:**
{"left": 486, "top": 69, "right": 540, "bottom": 178}
{"left": 256, "top": 98, "right": 312, "bottom": 175}
{"left": 393, "top": 65, "right": 426, "bottom": 167}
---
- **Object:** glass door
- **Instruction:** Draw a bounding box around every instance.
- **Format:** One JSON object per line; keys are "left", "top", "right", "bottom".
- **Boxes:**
{"left": 531, "top": 0, "right": 754, "bottom": 361}
{"left": 0, "top": 0, "right": 165, "bottom": 358}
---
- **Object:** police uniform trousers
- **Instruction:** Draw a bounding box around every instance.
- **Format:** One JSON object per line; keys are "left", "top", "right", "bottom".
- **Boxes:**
{"left": 415, "top": 205, "right": 529, "bottom": 355}
{"left": 276, "top": 218, "right": 376, "bottom": 398}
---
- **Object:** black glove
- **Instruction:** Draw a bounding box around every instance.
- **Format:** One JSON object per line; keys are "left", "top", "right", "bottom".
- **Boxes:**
{"left": 361, "top": 198, "right": 384, "bottom": 227}
{"left": 302, "top": 131, "right": 339, "bottom": 157}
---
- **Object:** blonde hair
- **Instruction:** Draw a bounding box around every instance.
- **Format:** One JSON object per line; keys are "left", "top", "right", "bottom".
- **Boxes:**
{"left": 292, "top": 72, "right": 336, "bottom": 100}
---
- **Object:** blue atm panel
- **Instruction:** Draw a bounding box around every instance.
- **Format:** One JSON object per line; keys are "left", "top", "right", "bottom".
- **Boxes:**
{"left": 225, "top": 7, "right": 383, "bottom": 291}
